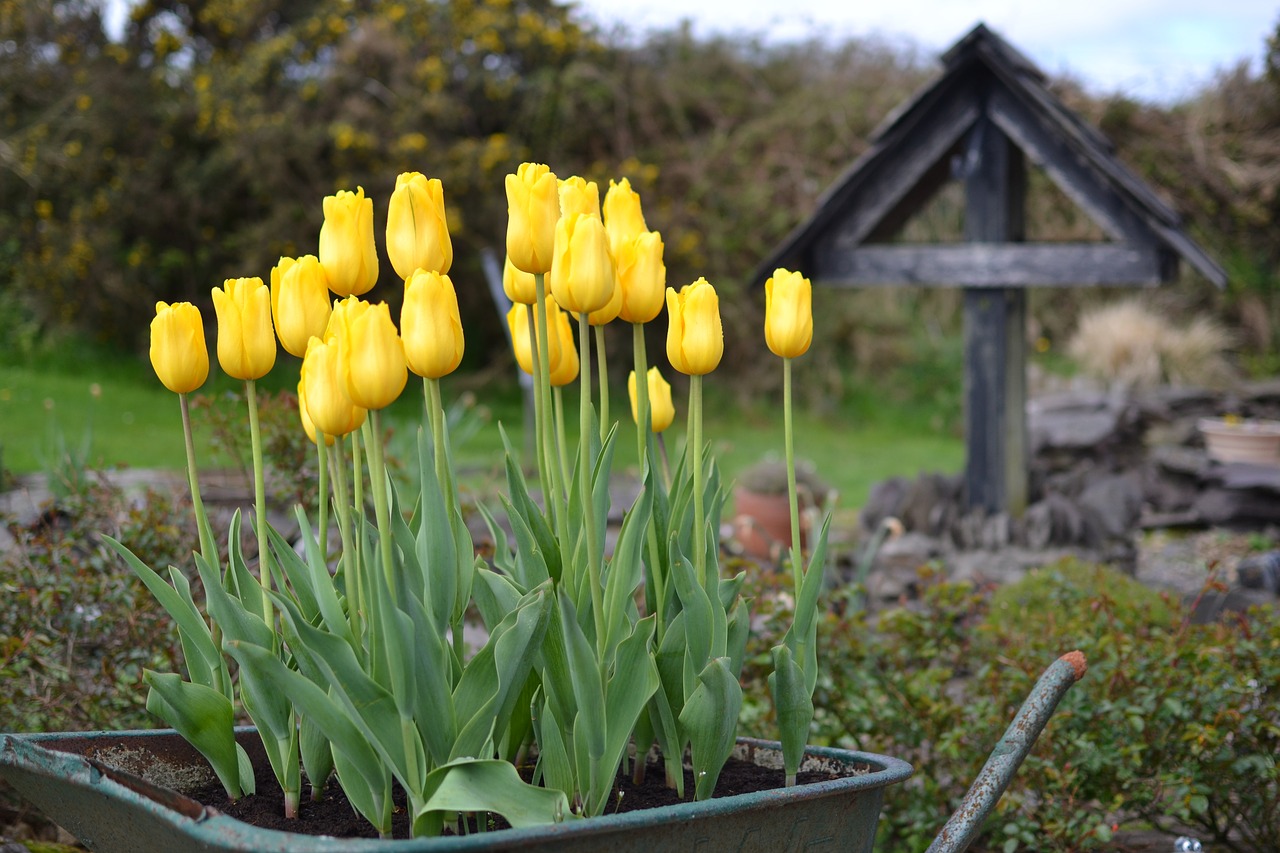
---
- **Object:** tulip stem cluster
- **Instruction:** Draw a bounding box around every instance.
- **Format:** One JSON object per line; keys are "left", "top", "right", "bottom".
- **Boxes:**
{"left": 127, "top": 166, "right": 833, "bottom": 837}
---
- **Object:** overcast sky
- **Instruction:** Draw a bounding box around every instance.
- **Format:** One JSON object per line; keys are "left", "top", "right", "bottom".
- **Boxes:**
{"left": 573, "top": 0, "right": 1276, "bottom": 104}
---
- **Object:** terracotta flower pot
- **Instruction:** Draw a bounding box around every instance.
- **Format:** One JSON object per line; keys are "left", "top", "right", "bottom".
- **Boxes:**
{"left": 1199, "top": 418, "right": 1280, "bottom": 466}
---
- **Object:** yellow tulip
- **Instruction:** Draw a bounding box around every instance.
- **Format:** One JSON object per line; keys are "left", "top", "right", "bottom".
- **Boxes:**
{"left": 578, "top": 273, "right": 623, "bottom": 326}
{"left": 149, "top": 301, "right": 209, "bottom": 394}
{"left": 301, "top": 336, "right": 367, "bottom": 438}
{"left": 603, "top": 177, "right": 648, "bottom": 259}
{"left": 337, "top": 300, "right": 407, "bottom": 410}
{"left": 297, "top": 377, "right": 334, "bottom": 446}
{"left": 386, "top": 172, "right": 452, "bottom": 280}
{"left": 402, "top": 269, "right": 464, "bottom": 379}
{"left": 549, "top": 212, "right": 614, "bottom": 315}
{"left": 665, "top": 278, "right": 723, "bottom": 376}
{"left": 319, "top": 186, "right": 379, "bottom": 297}
{"left": 324, "top": 294, "right": 357, "bottom": 343}
{"left": 558, "top": 176, "right": 600, "bottom": 220}
{"left": 212, "top": 277, "right": 276, "bottom": 380}
{"left": 271, "top": 255, "right": 332, "bottom": 358}
{"left": 764, "top": 268, "right": 813, "bottom": 359}
{"left": 507, "top": 301, "right": 565, "bottom": 376}
{"left": 505, "top": 163, "right": 559, "bottom": 275}
{"left": 615, "top": 230, "right": 666, "bottom": 324}
{"left": 629, "top": 367, "right": 675, "bottom": 433}
{"left": 548, "top": 309, "right": 580, "bottom": 387}
{"left": 503, "top": 255, "right": 537, "bottom": 305}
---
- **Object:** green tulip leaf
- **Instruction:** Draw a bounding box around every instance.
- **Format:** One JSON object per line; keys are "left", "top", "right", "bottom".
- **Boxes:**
{"left": 414, "top": 758, "right": 574, "bottom": 835}
{"left": 769, "top": 643, "right": 815, "bottom": 782}
{"left": 143, "top": 670, "right": 249, "bottom": 800}
{"left": 678, "top": 656, "right": 743, "bottom": 801}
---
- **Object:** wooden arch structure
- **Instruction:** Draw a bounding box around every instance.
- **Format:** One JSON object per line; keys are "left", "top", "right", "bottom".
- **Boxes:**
{"left": 754, "top": 23, "right": 1227, "bottom": 516}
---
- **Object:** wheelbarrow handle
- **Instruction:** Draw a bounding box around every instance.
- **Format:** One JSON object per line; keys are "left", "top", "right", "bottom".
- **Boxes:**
{"left": 925, "top": 651, "right": 1088, "bottom": 853}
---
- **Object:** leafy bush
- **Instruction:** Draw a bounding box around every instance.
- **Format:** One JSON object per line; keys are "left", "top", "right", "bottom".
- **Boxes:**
{"left": 740, "top": 558, "right": 1280, "bottom": 853}
{"left": 0, "top": 480, "right": 191, "bottom": 732}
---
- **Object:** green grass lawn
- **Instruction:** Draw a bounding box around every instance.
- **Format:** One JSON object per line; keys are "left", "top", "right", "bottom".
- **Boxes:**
{"left": 1, "top": 344, "right": 963, "bottom": 508}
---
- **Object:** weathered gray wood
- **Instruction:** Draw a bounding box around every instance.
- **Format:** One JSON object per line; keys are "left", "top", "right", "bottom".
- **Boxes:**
{"left": 961, "top": 118, "right": 1028, "bottom": 516}
{"left": 810, "top": 242, "right": 1168, "bottom": 286}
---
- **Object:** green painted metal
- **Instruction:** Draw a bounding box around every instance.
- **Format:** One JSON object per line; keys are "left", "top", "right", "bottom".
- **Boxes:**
{"left": 0, "top": 652, "right": 1086, "bottom": 852}
{"left": 0, "top": 731, "right": 911, "bottom": 853}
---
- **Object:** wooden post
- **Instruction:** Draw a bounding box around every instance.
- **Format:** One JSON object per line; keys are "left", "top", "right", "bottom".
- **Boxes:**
{"left": 962, "top": 116, "right": 1028, "bottom": 516}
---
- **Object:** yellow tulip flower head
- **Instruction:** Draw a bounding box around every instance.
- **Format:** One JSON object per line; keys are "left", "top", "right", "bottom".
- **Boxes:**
{"left": 578, "top": 271, "right": 623, "bottom": 326}
{"left": 271, "top": 255, "right": 332, "bottom": 358}
{"left": 212, "top": 277, "right": 277, "bottom": 380}
{"left": 558, "top": 176, "right": 600, "bottom": 220}
{"left": 296, "top": 376, "right": 334, "bottom": 446}
{"left": 665, "top": 278, "right": 723, "bottom": 376}
{"left": 319, "top": 186, "right": 379, "bottom": 297}
{"left": 629, "top": 366, "right": 675, "bottom": 433}
{"left": 505, "top": 163, "right": 559, "bottom": 275}
{"left": 549, "top": 212, "right": 614, "bottom": 315}
{"left": 764, "top": 268, "right": 813, "bottom": 359}
{"left": 506, "top": 301, "right": 565, "bottom": 377}
{"left": 502, "top": 255, "right": 537, "bottom": 305}
{"left": 386, "top": 172, "right": 452, "bottom": 280}
{"left": 603, "top": 177, "right": 648, "bottom": 259}
{"left": 301, "top": 336, "right": 366, "bottom": 438}
{"left": 149, "top": 301, "right": 209, "bottom": 394}
{"left": 336, "top": 299, "right": 407, "bottom": 411}
{"left": 615, "top": 230, "right": 666, "bottom": 324}
{"left": 548, "top": 308, "right": 580, "bottom": 387}
{"left": 402, "top": 269, "right": 465, "bottom": 379}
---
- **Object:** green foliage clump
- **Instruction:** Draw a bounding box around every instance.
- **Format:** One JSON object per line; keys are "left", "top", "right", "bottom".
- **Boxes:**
{"left": 0, "top": 481, "right": 191, "bottom": 732}
{"left": 740, "top": 558, "right": 1280, "bottom": 853}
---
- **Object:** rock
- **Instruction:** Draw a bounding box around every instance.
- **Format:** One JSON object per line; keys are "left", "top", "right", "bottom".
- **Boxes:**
{"left": 1237, "top": 552, "right": 1280, "bottom": 593}
{"left": 1194, "top": 488, "right": 1280, "bottom": 527}
{"left": 1022, "top": 493, "right": 1084, "bottom": 548}
{"left": 1078, "top": 473, "right": 1144, "bottom": 544}
{"left": 860, "top": 476, "right": 910, "bottom": 532}
{"left": 898, "top": 473, "right": 961, "bottom": 534}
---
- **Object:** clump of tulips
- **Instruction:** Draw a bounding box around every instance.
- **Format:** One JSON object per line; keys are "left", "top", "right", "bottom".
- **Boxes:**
{"left": 121, "top": 163, "right": 827, "bottom": 836}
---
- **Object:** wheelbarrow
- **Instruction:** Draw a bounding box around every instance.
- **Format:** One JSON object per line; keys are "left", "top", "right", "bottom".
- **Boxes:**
{"left": 0, "top": 651, "right": 1086, "bottom": 852}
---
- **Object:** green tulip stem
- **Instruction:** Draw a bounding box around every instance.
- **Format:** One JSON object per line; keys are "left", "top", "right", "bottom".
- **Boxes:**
{"left": 578, "top": 313, "right": 606, "bottom": 650}
{"left": 316, "top": 433, "right": 329, "bottom": 566}
{"left": 180, "top": 391, "right": 222, "bottom": 696}
{"left": 245, "top": 379, "right": 273, "bottom": 627}
{"left": 632, "top": 324, "right": 650, "bottom": 475}
{"left": 783, "top": 357, "right": 802, "bottom": 592}
{"left": 179, "top": 392, "right": 216, "bottom": 569}
{"left": 329, "top": 436, "right": 361, "bottom": 641}
{"left": 594, "top": 323, "right": 609, "bottom": 442}
{"left": 553, "top": 387, "right": 571, "bottom": 500}
{"left": 533, "top": 275, "right": 564, "bottom": 525}
{"left": 690, "top": 373, "right": 708, "bottom": 590}
{"left": 350, "top": 426, "right": 370, "bottom": 641}
{"left": 365, "top": 410, "right": 396, "bottom": 599}
{"left": 425, "top": 377, "right": 453, "bottom": 505}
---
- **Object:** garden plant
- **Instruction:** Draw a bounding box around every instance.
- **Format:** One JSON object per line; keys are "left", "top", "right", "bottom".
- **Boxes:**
{"left": 114, "top": 163, "right": 832, "bottom": 836}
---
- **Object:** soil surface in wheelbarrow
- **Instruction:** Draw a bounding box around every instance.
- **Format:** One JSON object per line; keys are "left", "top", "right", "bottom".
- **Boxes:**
{"left": 188, "top": 757, "right": 851, "bottom": 839}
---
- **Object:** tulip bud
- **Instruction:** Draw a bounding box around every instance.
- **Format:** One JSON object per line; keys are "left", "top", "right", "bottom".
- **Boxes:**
{"left": 271, "top": 255, "right": 332, "bottom": 358}
{"left": 505, "top": 163, "right": 559, "bottom": 274}
{"left": 149, "top": 301, "right": 209, "bottom": 394}
{"left": 507, "top": 301, "right": 565, "bottom": 377}
{"left": 665, "top": 278, "right": 723, "bottom": 376}
{"left": 549, "top": 212, "right": 614, "bottom": 315}
{"left": 301, "top": 336, "right": 367, "bottom": 438}
{"left": 764, "top": 268, "right": 813, "bottom": 359}
{"left": 579, "top": 273, "right": 623, "bottom": 326}
{"left": 548, "top": 309, "right": 580, "bottom": 387}
{"left": 336, "top": 300, "right": 407, "bottom": 410}
{"left": 319, "top": 186, "right": 379, "bottom": 297}
{"left": 386, "top": 172, "right": 452, "bottom": 280}
{"left": 603, "top": 177, "right": 648, "bottom": 259}
{"left": 502, "top": 255, "right": 537, "bottom": 305}
{"left": 402, "top": 269, "right": 464, "bottom": 379}
{"left": 615, "top": 230, "right": 666, "bottom": 324}
{"left": 629, "top": 367, "right": 675, "bottom": 433}
{"left": 212, "top": 277, "right": 276, "bottom": 380}
{"left": 558, "top": 176, "right": 600, "bottom": 219}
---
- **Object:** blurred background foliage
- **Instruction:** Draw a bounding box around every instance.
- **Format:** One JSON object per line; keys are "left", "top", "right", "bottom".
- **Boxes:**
{"left": 3, "top": 0, "right": 1280, "bottom": 386}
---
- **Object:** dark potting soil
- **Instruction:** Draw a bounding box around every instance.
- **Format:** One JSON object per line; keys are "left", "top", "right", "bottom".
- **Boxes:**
{"left": 188, "top": 756, "right": 851, "bottom": 840}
